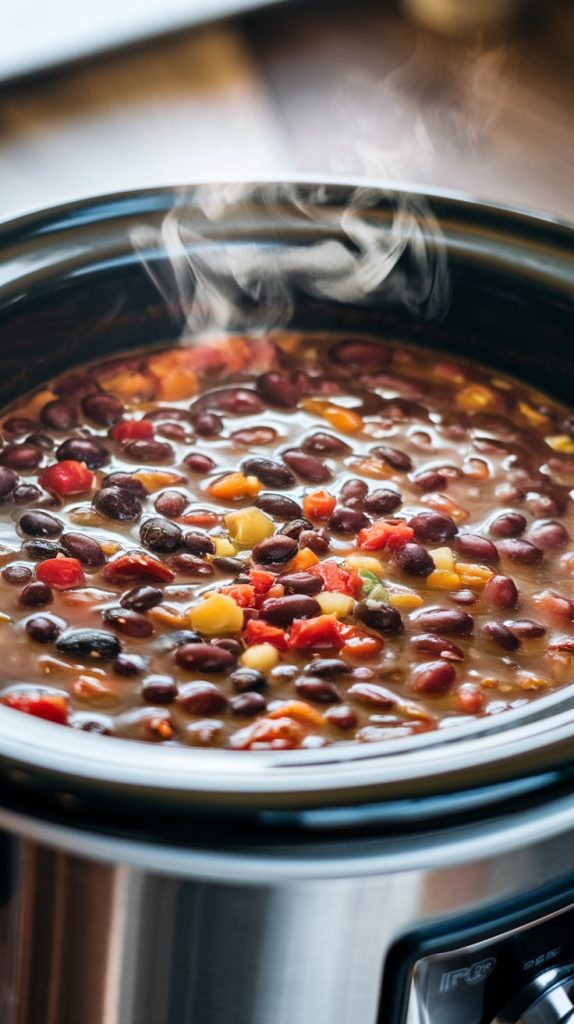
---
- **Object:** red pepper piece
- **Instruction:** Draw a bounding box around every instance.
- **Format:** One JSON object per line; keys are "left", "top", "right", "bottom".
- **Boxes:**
{"left": 36, "top": 556, "right": 85, "bottom": 590}
{"left": 248, "top": 568, "right": 277, "bottom": 595}
{"left": 340, "top": 625, "right": 384, "bottom": 658}
{"left": 302, "top": 489, "right": 336, "bottom": 520}
{"left": 111, "top": 419, "right": 154, "bottom": 443}
{"left": 309, "top": 560, "right": 362, "bottom": 597}
{"left": 2, "top": 692, "right": 68, "bottom": 725}
{"left": 243, "top": 618, "right": 288, "bottom": 650}
{"left": 220, "top": 584, "right": 256, "bottom": 608}
{"left": 102, "top": 551, "right": 175, "bottom": 584}
{"left": 288, "top": 615, "right": 345, "bottom": 650}
{"left": 39, "top": 460, "right": 94, "bottom": 496}
{"left": 357, "top": 519, "right": 414, "bottom": 551}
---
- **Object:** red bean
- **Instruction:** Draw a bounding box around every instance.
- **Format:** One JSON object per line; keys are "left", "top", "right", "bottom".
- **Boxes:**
{"left": 331, "top": 339, "right": 389, "bottom": 369}
{"left": 482, "top": 622, "right": 520, "bottom": 651}
{"left": 57, "top": 438, "right": 108, "bottom": 468}
{"left": 144, "top": 407, "right": 192, "bottom": 424}
{"left": 25, "top": 614, "right": 65, "bottom": 643}
{"left": 295, "top": 678, "right": 341, "bottom": 703}
{"left": 303, "top": 658, "right": 350, "bottom": 677}
{"left": 410, "top": 634, "right": 465, "bottom": 660}
{"left": 279, "top": 572, "right": 324, "bottom": 596}
{"left": 194, "top": 387, "right": 263, "bottom": 416}
{"left": 256, "top": 493, "right": 303, "bottom": 519}
{"left": 179, "top": 681, "right": 227, "bottom": 715}
{"left": 61, "top": 533, "right": 106, "bottom": 567}
{"left": 142, "top": 675, "right": 178, "bottom": 705}
{"left": 2, "top": 416, "right": 36, "bottom": 438}
{"left": 121, "top": 586, "right": 163, "bottom": 611}
{"left": 356, "top": 600, "right": 403, "bottom": 635}
{"left": 482, "top": 574, "right": 519, "bottom": 609}
{"left": 527, "top": 492, "right": 565, "bottom": 518}
{"left": 243, "top": 458, "right": 295, "bottom": 488}
{"left": 279, "top": 518, "right": 312, "bottom": 540}
{"left": 260, "top": 595, "right": 321, "bottom": 626}
{"left": 191, "top": 412, "right": 222, "bottom": 436}
{"left": 454, "top": 534, "right": 499, "bottom": 563}
{"left": 282, "top": 449, "right": 332, "bottom": 483}
{"left": 504, "top": 618, "right": 546, "bottom": 639}
{"left": 413, "top": 469, "right": 448, "bottom": 492}
{"left": 371, "top": 445, "right": 413, "bottom": 472}
{"left": 154, "top": 491, "right": 189, "bottom": 517}
{"left": 230, "top": 668, "right": 268, "bottom": 693}
{"left": 184, "top": 452, "right": 216, "bottom": 474}
{"left": 529, "top": 521, "right": 569, "bottom": 550}
{"left": 230, "top": 692, "right": 267, "bottom": 716}
{"left": 175, "top": 643, "right": 236, "bottom": 674}
{"left": 103, "top": 607, "right": 154, "bottom": 638}
{"left": 0, "top": 444, "right": 43, "bottom": 470}
{"left": 325, "top": 705, "right": 358, "bottom": 729}
{"left": 340, "top": 479, "right": 369, "bottom": 505}
{"left": 182, "top": 531, "right": 215, "bottom": 557}
{"left": 0, "top": 466, "right": 18, "bottom": 500}
{"left": 348, "top": 683, "right": 397, "bottom": 707}
{"left": 364, "top": 489, "right": 402, "bottom": 515}
{"left": 231, "top": 427, "right": 278, "bottom": 446}
{"left": 490, "top": 512, "right": 527, "bottom": 538}
{"left": 12, "top": 483, "right": 44, "bottom": 505}
{"left": 409, "top": 511, "right": 458, "bottom": 543}
{"left": 411, "top": 607, "right": 473, "bottom": 635}
{"left": 157, "top": 422, "right": 187, "bottom": 442}
{"left": 172, "top": 554, "right": 215, "bottom": 577}
{"left": 256, "top": 371, "right": 299, "bottom": 408}
{"left": 40, "top": 401, "right": 77, "bottom": 431}
{"left": 113, "top": 653, "right": 148, "bottom": 676}
{"left": 498, "top": 539, "right": 543, "bottom": 564}
{"left": 392, "top": 542, "right": 435, "bottom": 577}
{"left": 303, "top": 433, "right": 351, "bottom": 455}
{"left": 103, "top": 472, "right": 148, "bottom": 499}
{"left": 123, "top": 439, "right": 173, "bottom": 463}
{"left": 329, "top": 508, "right": 370, "bottom": 533}
{"left": 19, "top": 581, "right": 53, "bottom": 607}
{"left": 410, "top": 661, "right": 456, "bottom": 695}
{"left": 298, "top": 529, "right": 330, "bottom": 554}
{"left": 2, "top": 564, "right": 32, "bottom": 585}
{"left": 252, "top": 536, "right": 298, "bottom": 565}
{"left": 81, "top": 393, "right": 123, "bottom": 426}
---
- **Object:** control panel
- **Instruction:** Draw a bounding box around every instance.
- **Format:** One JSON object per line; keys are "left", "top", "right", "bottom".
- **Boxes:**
{"left": 407, "top": 900, "right": 574, "bottom": 1023}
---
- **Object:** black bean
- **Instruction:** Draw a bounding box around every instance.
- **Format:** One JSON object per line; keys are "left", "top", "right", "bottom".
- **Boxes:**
{"left": 57, "top": 438, "right": 109, "bottom": 469}
{"left": 102, "top": 472, "right": 148, "bottom": 499}
{"left": 19, "top": 510, "right": 63, "bottom": 538}
{"left": 142, "top": 675, "right": 178, "bottom": 704}
{"left": 230, "top": 692, "right": 267, "bottom": 716}
{"left": 364, "top": 489, "right": 402, "bottom": 515}
{"left": 255, "top": 493, "right": 303, "bottom": 519}
{"left": 113, "top": 652, "right": 148, "bottom": 676}
{"left": 410, "top": 634, "right": 465, "bottom": 660}
{"left": 413, "top": 469, "right": 448, "bottom": 492}
{"left": 505, "top": 618, "right": 546, "bottom": 639}
{"left": 0, "top": 466, "right": 18, "bottom": 500}
{"left": 482, "top": 574, "right": 519, "bottom": 609}
{"left": 529, "top": 521, "right": 569, "bottom": 550}
{"left": 12, "top": 484, "right": 43, "bottom": 505}
{"left": 181, "top": 531, "right": 215, "bottom": 557}
{"left": 103, "top": 607, "right": 154, "bottom": 638}
{"left": 340, "top": 479, "right": 369, "bottom": 506}
{"left": 2, "top": 563, "right": 32, "bottom": 585}
{"left": 498, "top": 538, "right": 543, "bottom": 564}
{"left": 19, "top": 581, "right": 53, "bottom": 607}
{"left": 295, "top": 678, "right": 341, "bottom": 703}
{"left": 252, "top": 535, "right": 298, "bottom": 565}
{"left": 25, "top": 614, "right": 66, "bottom": 644}
{"left": 179, "top": 681, "right": 227, "bottom": 715}
{"left": 348, "top": 682, "right": 397, "bottom": 707}
{"left": 93, "top": 486, "right": 142, "bottom": 522}
{"left": 454, "top": 534, "right": 499, "bottom": 563}
{"left": 22, "top": 540, "right": 65, "bottom": 562}
{"left": 243, "top": 458, "right": 296, "bottom": 489}
{"left": 191, "top": 411, "right": 223, "bottom": 436}
{"left": 325, "top": 705, "right": 358, "bottom": 729}
{"left": 230, "top": 668, "right": 268, "bottom": 693}
{"left": 482, "top": 622, "right": 520, "bottom": 651}
{"left": 175, "top": 643, "right": 236, "bottom": 674}
{"left": 213, "top": 555, "right": 247, "bottom": 574}
{"left": 410, "top": 661, "right": 456, "bottom": 695}
{"left": 303, "top": 658, "right": 350, "bottom": 677}
{"left": 183, "top": 452, "right": 216, "bottom": 474}
{"left": 80, "top": 721, "right": 111, "bottom": 735}
{"left": 61, "top": 533, "right": 106, "bottom": 568}
{"left": 411, "top": 607, "right": 473, "bottom": 635}
{"left": 81, "top": 393, "right": 124, "bottom": 426}
{"left": 154, "top": 491, "right": 189, "bottom": 517}
{"left": 328, "top": 507, "right": 370, "bottom": 533}
{"left": 279, "top": 518, "right": 313, "bottom": 540}
{"left": 279, "top": 572, "right": 324, "bottom": 596}
{"left": 356, "top": 600, "right": 404, "bottom": 635}
{"left": 331, "top": 339, "right": 389, "bottom": 368}
{"left": 256, "top": 371, "right": 299, "bottom": 408}
{"left": 391, "top": 542, "right": 435, "bottom": 577}
{"left": 123, "top": 439, "right": 173, "bottom": 463}
{"left": 409, "top": 511, "right": 458, "bottom": 544}
{"left": 260, "top": 594, "right": 321, "bottom": 626}
{"left": 171, "top": 554, "right": 215, "bottom": 577}
{"left": 120, "top": 586, "right": 163, "bottom": 612}
{"left": 56, "top": 629, "right": 121, "bottom": 659}
{"left": 154, "top": 629, "right": 201, "bottom": 652}
{"left": 140, "top": 517, "right": 182, "bottom": 553}
{"left": 2, "top": 416, "right": 36, "bottom": 438}
{"left": 0, "top": 444, "right": 43, "bottom": 470}
{"left": 282, "top": 449, "right": 332, "bottom": 483}
{"left": 371, "top": 445, "right": 413, "bottom": 472}
{"left": 298, "top": 529, "right": 330, "bottom": 555}
{"left": 40, "top": 400, "right": 77, "bottom": 431}
{"left": 490, "top": 512, "right": 528, "bottom": 538}
{"left": 303, "top": 432, "right": 351, "bottom": 455}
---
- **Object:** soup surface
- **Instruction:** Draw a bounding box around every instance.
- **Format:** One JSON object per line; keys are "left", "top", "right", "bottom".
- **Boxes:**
{"left": 1, "top": 334, "right": 574, "bottom": 750}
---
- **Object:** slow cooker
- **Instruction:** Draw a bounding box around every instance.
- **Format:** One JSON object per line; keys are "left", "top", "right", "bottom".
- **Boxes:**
{"left": 0, "top": 182, "right": 573, "bottom": 1024}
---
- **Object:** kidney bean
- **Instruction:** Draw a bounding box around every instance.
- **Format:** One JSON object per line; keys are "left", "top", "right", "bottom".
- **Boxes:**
{"left": 482, "top": 622, "right": 520, "bottom": 651}
{"left": 252, "top": 493, "right": 302, "bottom": 521}
{"left": 296, "top": 677, "right": 342, "bottom": 703}
{"left": 102, "top": 472, "right": 148, "bottom": 499}
{"left": 303, "top": 432, "right": 351, "bottom": 455}
{"left": 157, "top": 422, "right": 187, "bottom": 442}
{"left": 282, "top": 449, "right": 332, "bottom": 483}
{"left": 12, "top": 483, "right": 44, "bottom": 505}
{"left": 413, "top": 469, "right": 448, "bottom": 492}
{"left": 505, "top": 619, "right": 546, "bottom": 639}
{"left": 26, "top": 432, "right": 54, "bottom": 452}
{"left": 103, "top": 607, "right": 154, "bottom": 639}
{"left": 142, "top": 675, "right": 178, "bottom": 705}
{"left": 81, "top": 393, "right": 124, "bottom": 426}
{"left": 175, "top": 643, "right": 236, "bottom": 674}
{"left": 230, "top": 668, "right": 268, "bottom": 694}
{"left": 0, "top": 444, "right": 43, "bottom": 470}
{"left": 56, "top": 629, "right": 121, "bottom": 659}
{"left": 25, "top": 614, "right": 65, "bottom": 644}
{"left": 348, "top": 682, "right": 397, "bottom": 707}
{"left": 490, "top": 512, "right": 527, "bottom": 538}
{"left": 40, "top": 400, "right": 77, "bottom": 431}
{"left": 212, "top": 638, "right": 243, "bottom": 657}
{"left": 60, "top": 534, "right": 106, "bottom": 568}
{"left": 260, "top": 594, "right": 321, "bottom": 626}
{"left": 303, "top": 658, "right": 350, "bottom": 677}
{"left": 0, "top": 466, "right": 18, "bottom": 500}
{"left": 113, "top": 653, "right": 148, "bottom": 676}
{"left": 22, "top": 539, "right": 65, "bottom": 562}
{"left": 93, "top": 486, "right": 142, "bottom": 522}
{"left": 230, "top": 692, "right": 267, "bottom": 716}
{"left": 279, "top": 572, "right": 324, "bottom": 596}
{"left": 119, "top": 587, "right": 162, "bottom": 615}
{"left": 356, "top": 600, "right": 403, "bottom": 635}
{"left": 154, "top": 491, "right": 189, "bottom": 518}
{"left": 2, "top": 564, "right": 32, "bottom": 585}
{"left": 252, "top": 535, "right": 298, "bottom": 565}
{"left": 181, "top": 531, "right": 215, "bottom": 557}
{"left": 184, "top": 452, "right": 216, "bottom": 474}
{"left": 195, "top": 387, "right": 263, "bottom": 416}
{"left": 371, "top": 444, "right": 413, "bottom": 472}
{"left": 144, "top": 407, "right": 192, "bottom": 424}
{"left": 364, "top": 489, "right": 402, "bottom": 515}
{"left": 340, "top": 479, "right": 368, "bottom": 505}
{"left": 140, "top": 518, "right": 182, "bottom": 553}
{"left": 412, "top": 607, "right": 473, "bottom": 635}
{"left": 57, "top": 437, "right": 108, "bottom": 469}
{"left": 243, "top": 458, "right": 295, "bottom": 489}
{"left": 495, "top": 483, "right": 525, "bottom": 505}
{"left": 454, "top": 534, "right": 499, "bottom": 563}
{"left": 498, "top": 538, "right": 543, "bottom": 564}
{"left": 280, "top": 518, "right": 312, "bottom": 540}
{"left": 19, "top": 510, "right": 63, "bottom": 538}
{"left": 329, "top": 507, "right": 370, "bottom": 533}
{"left": 410, "top": 661, "right": 456, "bottom": 695}
{"left": 298, "top": 529, "right": 330, "bottom": 555}
{"left": 410, "top": 634, "right": 465, "bottom": 660}
{"left": 392, "top": 542, "right": 435, "bottom": 577}
{"left": 331, "top": 339, "right": 389, "bottom": 368}
{"left": 231, "top": 427, "right": 278, "bottom": 446}
{"left": 191, "top": 411, "right": 223, "bottom": 437}
{"left": 409, "top": 511, "right": 458, "bottom": 544}
{"left": 179, "top": 682, "right": 227, "bottom": 715}
{"left": 529, "top": 521, "right": 569, "bottom": 550}
{"left": 212, "top": 555, "right": 246, "bottom": 574}
{"left": 325, "top": 705, "right": 358, "bottom": 729}
{"left": 171, "top": 554, "right": 214, "bottom": 576}
{"left": 483, "top": 574, "right": 519, "bottom": 609}
{"left": 3, "top": 416, "right": 36, "bottom": 438}
{"left": 256, "top": 371, "right": 299, "bottom": 408}
{"left": 19, "top": 581, "right": 53, "bottom": 607}
{"left": 123, "top": 439, "right": 173, "bottom": 463}
{"left": 527, "top": 492, "right": 565, "bottom": 518}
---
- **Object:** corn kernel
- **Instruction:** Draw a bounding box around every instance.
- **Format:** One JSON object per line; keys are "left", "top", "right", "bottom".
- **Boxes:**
{"left": 148, "top": 605, "right": 187, "bottom": 629}
{"left": 322, "top": 406, "right": 363, "bottom": 434}
{"left": 133, "top": 470, "right": 185, "bottom": 492}
{"left": 455, "top": 562, "right": 494, "bottom": 588}
{"left": 344, "top": 554, "right": 385, "bottom": 576}
{"left": 421, "top": 493, "right": 469, "bottom": 524}
{"left": 0, "top": 611, "right": 12, "bottom": 623}
{"left": 518, "top": 401, "right": 551, "bottom": 429}
{"left": 0, "top": 547, "right": 16, "bottom": 566}
{"left": 316, "top": 591, "right": 355, "bottom": 617}
{"left": 456, "top": 385, "right": 495, "bottom": 412}
{"left": 213, "top": 537, "right": 237, "bottom": 557}
{"left": 68, "top": 508, "right": 104, "bottom": 526}
{"left": 427, "top": 569, "right": 461, "bottom": 590}
{"left": 100, "top": 540, "right": 121, "bottom": 556}
{"left": 225, "top": 507, "right": 274, "bottom": 548}
{"left": 351, "top": 457, "right": 394, "bottom": 479}
{"left": 546, "top": 435, "right": 574, "bottom": 454}
{"left": 429, "top": 547, "right": 455, "bottom": 571}
{"left": 388, "top": 592, "right": 424, "bottom": 610}
{"left": 241, "top": 643, "right": 280, "bottom": 672}
{"left": 208, "top": 472, "right": 262, "bottom": 501}
{"left": 189, "top": 593, "right": 244, "bottom": 634}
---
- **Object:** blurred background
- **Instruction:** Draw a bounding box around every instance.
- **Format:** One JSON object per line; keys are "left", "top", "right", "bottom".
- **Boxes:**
{"left": 0, "top": 0, "right": 572, "bottom": 220}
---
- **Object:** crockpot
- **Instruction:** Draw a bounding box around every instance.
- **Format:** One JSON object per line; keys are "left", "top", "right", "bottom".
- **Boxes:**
{"left": 0, "top": 182, "right": 573, "bottom": 1024}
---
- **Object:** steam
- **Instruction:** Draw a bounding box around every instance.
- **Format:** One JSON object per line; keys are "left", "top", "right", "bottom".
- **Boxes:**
{"left": 131, "top": 181, "right": 451, "bottom": 339}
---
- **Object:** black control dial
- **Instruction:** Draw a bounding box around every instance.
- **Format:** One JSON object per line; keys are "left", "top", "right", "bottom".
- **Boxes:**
{"left": 492, "top": 964, "right": 574, "bottom": 1023}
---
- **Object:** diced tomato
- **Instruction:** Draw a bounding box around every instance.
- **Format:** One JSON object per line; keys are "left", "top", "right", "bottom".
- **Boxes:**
{"left": 229, "top": 716, "right": 307, "bottom": 750}
{"left": 455, "top": 684, "right": 486, "bottom": 714}
{"left": 302, "top": 489, "right": 336, "bottom": 520}
{"left": 39, "top": 460, "right": 94, "bottom": 496}
{"left": 111, "top": 419, "right": 154, "bottom": 443}
{"left": 288, "top": 615, "right": 345, "bottom": 650}
{"left": 357, "top": 519, "right": 414, "bottom": 551}
{"left": 243, "top": 618, "right": 288, "bottom": 650}
{"left": 2, "top": 692, "right": 68, "bottom": 725}
{"left": 340, "top": 625, "right": 384, "bottom": 659}
{"left": 248, "top": 568, "right": 276, "bottom": 595}
{"left": 309, "top": 560, "right": 362, "bottom": 597}
{"left": 36, "top": 557, "right": 85, "bottom": 590}
{"left": 102, "top": 552, "right": 175, "bottom": 584}
{"left": 220, "top": 584, "right": 256, "bottom": 608}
